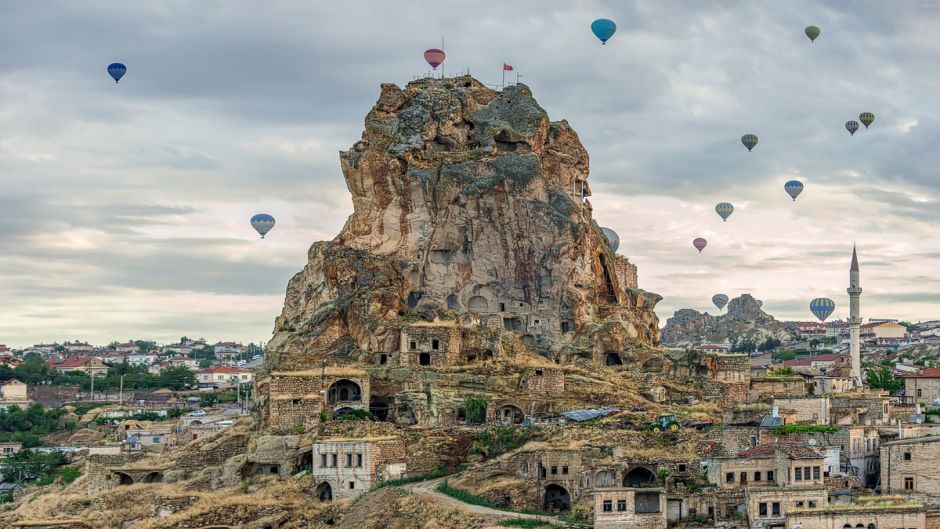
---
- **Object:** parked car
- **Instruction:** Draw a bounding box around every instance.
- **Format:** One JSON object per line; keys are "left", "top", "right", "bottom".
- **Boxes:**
{"left": 187, "top": 410, "right": 206, "bottom": 417}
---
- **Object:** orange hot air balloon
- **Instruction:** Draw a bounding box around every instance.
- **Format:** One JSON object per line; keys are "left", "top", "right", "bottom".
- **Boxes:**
{"left": 424, "top": 49, "right": 445, "bottom": 69}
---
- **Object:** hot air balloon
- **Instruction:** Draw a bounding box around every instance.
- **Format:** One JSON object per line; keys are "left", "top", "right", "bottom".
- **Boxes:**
{"left": 250, "top": 214, "right": 276, "bottom": 238}
{"left": 741, "top": 134, "right": 758, "bottom": 152}
{"left": 712, "top": 294, "right": 729, "bottom": 311}
{"left": 785, "top": 180, "right": 804, "bottom": 201}
{"left": 715, "top": 202, "right": 734, "bottom": 222}
{"left": 805, "top": 26, "right": 821, "bottom": 42}
{"left": 591, "top": 19, "right": 617, "bottom": 44}
{"left": 809, "top": 297, "right": 835, "bottom": 322}
{"left": 424, "top": 49, "right": 445, "bottom": 70}
{"left": 859, "top": 112, "right": 874, "bottom": 128}
{"left": 601, "top": 227, "right": 620, "bottom": 252}
{"left": 846, "top": 121, "right": 859, "bottom": 136}
{"left": 693, "top": 237, "right": 707, "bottom": 253}
{"left": 107, "top": 63, "right": 126, "bottom": 83}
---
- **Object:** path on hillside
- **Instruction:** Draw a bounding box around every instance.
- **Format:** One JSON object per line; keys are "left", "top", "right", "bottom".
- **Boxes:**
{"left": 404, "top": 477, "right": 567, "bottom": 526}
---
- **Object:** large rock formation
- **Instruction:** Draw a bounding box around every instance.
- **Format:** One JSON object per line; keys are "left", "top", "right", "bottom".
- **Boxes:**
{"left": 266, "top": 75, "right": 661, "bottom": 370}
{"left": 661, "top": 294, "right": 797, "bottom": 346}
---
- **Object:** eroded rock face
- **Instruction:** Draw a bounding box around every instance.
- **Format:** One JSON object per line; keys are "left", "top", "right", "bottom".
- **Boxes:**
{"left": 267, "top": 76, "right": 660, "bottom": 370}
{"left": 661, "top": 294, "right": 796, "bottom": 346}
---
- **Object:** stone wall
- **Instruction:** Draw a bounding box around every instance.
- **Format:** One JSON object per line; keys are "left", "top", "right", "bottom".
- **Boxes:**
{"left": 401, "top": 427, "right": 475, "bottom": 475}
{"left": 593, "top": 488, "right": 667, "bottom": 529}
{"left": 881, "top": 436, "right": 940, "bottom": 495}
{"left": 788, "top": 505, "right": 926, "bottom": 529}
{"left": 745, "top": 486, "right": 828, "bottom": 527}
{"left": 84, "top": 453, "right": 145, "bottom": 494}
{"left": 749, "top": 377, "right": 805, "bottom": 403}
{"left": 264, "top": 373, "right": 321, "bottom": 433}
{"left": 521, "top": 368, "right": 565, "bottom": 397}
{"left": 399, "top": 323, "right": 461, "bottom": 367}
{"left": 773, "top": 397, "right": 831, "bottom": 425}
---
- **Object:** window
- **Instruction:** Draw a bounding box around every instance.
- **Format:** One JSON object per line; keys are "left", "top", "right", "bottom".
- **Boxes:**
{"left": 759, "top": 503, "right": 768, "bottom": 516}
{"left": 904, "top": 477, "right": 914, "bottom": 490}
{"left": 331, "top": 454, "right": 338, "bottom": 467}
{"left": 432, "top": 339, "right": 440, "bottom": 350}
{"left": 321, "top": 454, "right": 327, "bottom": 467}
{"left": 808, "top": 501, "right": 817, "bottom": 508}
{"left": 795, "top": 467, "right": 802, "bottom": 481}
{"left": 152, "top": 437, "right": 161, "bottom": 444}
{"left": 410, "top": 341, "right": 417, "bottom": 350}
{"left": 534, "top": 370, "right": 543, "bottom": 376}
{"left": 539, "top": 465, "right": 546, "bottom": 479}
{"left": 678, "top": 464, "right": 687, "bottom": 472}
{"left": 804, "top": 466, "right": 811, "bottom": 480}
{"left": 346, "top": 454, "right": 353, "bottom": 467}
{"left": 617, "top": 499, "right": 627, "bottom": 512}
{"left": 904, "top": 452, "right": 912, "bottom": 461}
{"left": 772, "top": 502, "right": 780, "bottom": 516}
{"left": 349, "top": 481, "right": 355, "bottom": 489}
{"left": 562, "top": 465, "right": 569, "bottom": 475}
{"left": 813, "top": 466, "right": 820, "bottom": 480}
{"left": 603, "top": 500, "right": 613, "bottom": 512}
{"left": 357, "top": 453, "right": 363, "bottom": 467}
{"left": 550, "top": 465, "right": 558, "bottom": 475}
{"left": 918, "top": 389, "right": 923, "bottom": 397}
{"left": 796, "top": 501, "right": 804, "bottom": 508}
{"left": 726, "top": 472, "right": 734, "bottom": 483}
{"left": 755, "top": 471, "right": 762, "bottom": 481}
{"left": 767, "top": 471, "right": 774, "bottom": 482}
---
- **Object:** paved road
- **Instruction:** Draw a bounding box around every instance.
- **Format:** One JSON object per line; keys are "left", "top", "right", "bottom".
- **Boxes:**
{"left": 404, "top": 477, "right": 565, "bottom": 526}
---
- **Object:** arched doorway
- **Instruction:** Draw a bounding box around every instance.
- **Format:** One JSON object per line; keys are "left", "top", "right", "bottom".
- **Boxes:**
{"left": 544, "top": 484, "right": 571, "bottom": 513}
{"left": 115, "top": 472, "right": 134, "bottom": 485}
{"left": 595, "top": 470, "right": 617, "bottom": 488}
{"left": 316, "top": 482, "right": 333, "bottom": 502}
{"left": 142, "top": 472, "right": 163, "bottom": 484}
{"left": 498, "top": 405, "right": 525, "bottom": 425}
{"left": 327, "top": 379, "right": 362, "bottom": 404}
{"left": 624, "top": 466, "right": 656, "bottom": 487}
{"left": 605, "top": 352, "right": 623, "bottom": 366}
{"left": 468, "top": 296, "right": 489, "bottom": 313}
{"left": 332, "top": 407, "right": 357, "bottom": 419}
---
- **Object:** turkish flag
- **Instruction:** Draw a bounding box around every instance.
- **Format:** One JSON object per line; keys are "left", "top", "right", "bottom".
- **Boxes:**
{"left": 503, "top": 63, "right": 514, "bottom": 71}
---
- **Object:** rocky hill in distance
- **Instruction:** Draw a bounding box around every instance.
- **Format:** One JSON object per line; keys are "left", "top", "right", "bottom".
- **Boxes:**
{"left": 661, "top": 294, "right": 798, "bottom": 347}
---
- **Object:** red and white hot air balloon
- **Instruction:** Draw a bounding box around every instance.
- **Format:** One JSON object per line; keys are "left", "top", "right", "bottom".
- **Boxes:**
{"left": 693, "top": 237, "right": 707, "bottom": 253}
{"left": 424, "top": 48, "right": 445, "bottom": 70}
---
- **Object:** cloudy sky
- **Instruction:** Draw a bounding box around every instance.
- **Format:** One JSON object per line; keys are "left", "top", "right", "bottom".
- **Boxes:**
{"left": 1, "top": 1, "right": 938, "bottom": 348}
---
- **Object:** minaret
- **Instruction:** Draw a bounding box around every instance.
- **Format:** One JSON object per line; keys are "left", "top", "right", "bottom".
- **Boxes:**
{"left": 847, "top": 245, "right": 863, "bottom": 385}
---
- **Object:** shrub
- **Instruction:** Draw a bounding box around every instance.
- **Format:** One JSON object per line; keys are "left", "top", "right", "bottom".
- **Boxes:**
{"left": 463, "top": 396, "right": 488, "bottom": 424}
{"left": 470, "top": 426, "right": 530, "bottom": 459}
{"left": 498, "top": 519, "right": 551, "bottom": 528}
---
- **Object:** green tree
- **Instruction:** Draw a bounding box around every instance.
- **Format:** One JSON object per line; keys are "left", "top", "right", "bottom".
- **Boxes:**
{"left": 463, "top": 396, "right": 488, "bottom": 424}
{"left": 867, "top": 366, "right": 902, "bottom": 394}
{"left": 773, "top": 350, "right": 797, "bottom": 361}
{"left": 156, "top": 366, "right": 197, "bottom": 390}
{"left": 200, "top": 393, "right": 219, "bottom": 407}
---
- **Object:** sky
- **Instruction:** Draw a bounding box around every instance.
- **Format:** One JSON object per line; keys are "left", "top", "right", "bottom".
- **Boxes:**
{"left": 1, "top": 1, "right": 939, "bottom": 348}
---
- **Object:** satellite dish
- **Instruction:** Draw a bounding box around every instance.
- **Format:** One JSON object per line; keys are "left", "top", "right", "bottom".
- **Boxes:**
{"left": 807, "top": 438, "right": 817, "bottom": 446}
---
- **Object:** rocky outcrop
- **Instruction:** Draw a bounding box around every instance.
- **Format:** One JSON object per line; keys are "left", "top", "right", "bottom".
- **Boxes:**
{"left": 267, "top": 76, "right": 661, "bottom": 370}
{"left": 661, "top": 294, "right": 797, "bottom": 346}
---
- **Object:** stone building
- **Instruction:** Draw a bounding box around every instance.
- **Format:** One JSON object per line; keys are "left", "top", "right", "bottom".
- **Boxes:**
{"left": 787, "top": 497, "right": 926, "bottom": 529}
{"left": 311, "top": 437, "right": 406, "bottom": 501}
{"left": 398, "top": 322, "right": 461, "bottom": 367}
{"left": 880, "top": 435, "right": 940, "bottom": 495}
{"left": 829, "top": 393, "right": 892, "bottom": 426}
{"left": 749, "top": 376, "right": 806, "bottom": 403}
{"left": 534, "top": 450, "right": 582, "bottom": 513}
{"left": 701, "top": 353, "right": 750, "bottom": 406}
{"left": 834, "top": 426, "right": 882, "bottom": 486}
{"left": 521, "top": 368, "right": 565, "bottom": 397}
{"left": 593, "top": 488, "right": 666, "bottom": 529}
{"left": 773, "top": 397, "right": 831, "bottom": 425}
{"left": 902, "top": 369, "right": 940, "bottom": 403}
{"left": 261, "top": 368, "right": 371, "bottom": 433}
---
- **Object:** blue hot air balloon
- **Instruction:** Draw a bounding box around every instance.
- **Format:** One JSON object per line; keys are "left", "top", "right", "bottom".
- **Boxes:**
{"left": 251, "top": 214, "right": 276, "bottom": 238}
{"left": 712, "top": 294, "right": 729, "bottom": 311}
{"left": 601, "top": 227, "right": 620, "bottom": 252}
{"left": 785, "top": 180, "right": 804, "bottom": 201}
{"left": 591, "top": 19, "right": 617, "bottom": 44}
{"left": 715, "top": 202, "right": 734, "bottom": 222}
{"left": 107, "top": 63, "right": 127, "bottom": 83}
{"left": 809, "top": 297, "right": 835, "bottom": 322}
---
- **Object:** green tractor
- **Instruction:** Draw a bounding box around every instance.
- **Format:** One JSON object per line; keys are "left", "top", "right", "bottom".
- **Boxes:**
{"left": 647, "top": 414, "right": 680, "bottom": 433}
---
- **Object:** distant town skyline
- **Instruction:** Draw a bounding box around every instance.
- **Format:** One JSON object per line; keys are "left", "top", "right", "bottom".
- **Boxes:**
{"left": 1, "top": 1, "right": 938, "bottom": 346}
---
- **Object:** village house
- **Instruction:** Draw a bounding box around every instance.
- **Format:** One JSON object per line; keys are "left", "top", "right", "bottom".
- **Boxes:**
{"left": 124, "top": 427, "right": 174, "bottom": 452}
{"left": 166, "top": 356, "right": 199, "bottom": 369}
{"left": 197, "top": 366, "right": 254, "bottom": 388}
{"left": 0, "top": 379, "right": 28, "bottom": 402}
{"left": 115, "top": 342, "right": 139, "bottom": 353}
{"left": 833, "top": 426, "right": 881, "bottom": 487}
{"left": 47, "top": 356, "right": 109, "bottom": 377}
{"left": 860, "top": 321, "right": 908, "bottom": 340}
{"left": 63, "top": 341, "right": 94, "bottom": 353}
{"left": 0, "top": 441, "right": 23, "bottom": 457}
{"left": 749, "top": 376, "right": 806, "bottom": 403}
{"left": 311, "top": 437, "right": 406, "bottom": 501}
{"left": 773, "top": 397, "right": 831, "bottom": 425}
{"left": 880, "top": 435, "right": 940, "bottom": 495}
{"left": 901, "top": 368, "right": 940, "bottom": 403}
{"left": 787, "top": 497, "right": 926, "bottom": 529}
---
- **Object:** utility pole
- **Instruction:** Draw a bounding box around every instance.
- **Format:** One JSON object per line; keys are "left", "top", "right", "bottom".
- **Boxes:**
{"left": 119, "top": 374, "right": 125, "bottom": 408}
{"left": 89, "top": 371, "right": 94, "bottom": 402}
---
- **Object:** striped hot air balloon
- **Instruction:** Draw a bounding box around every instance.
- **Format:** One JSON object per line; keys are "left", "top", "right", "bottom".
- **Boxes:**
{"left": 785, "top": 180, "right": 804, "bottom": 201}
{"left": 712, "top": 294, "right": 729, "bottom": 311}
{"left": 741, "top": 134, "right": 758, "bottom": 152}
{"left": 846, "top": 121, "right": 859, "bottom": 136}
{"left": 859, "top": 112, "right": 874, "bottom": 128}
{"left": 250, "top": 214, "right": 276, "bottom": 238}
{"left": 810, "top": 298, "right": 835, "bottom": 322}
{"left": 693, "top": 237, "right": 707, "bottom": 253}
{"left": 715, "top": 202, "right": 734, "bottom": 222}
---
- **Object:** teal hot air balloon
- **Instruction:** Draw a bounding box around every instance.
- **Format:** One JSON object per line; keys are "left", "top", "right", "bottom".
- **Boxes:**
{"left": 715, "top": 202, "right": 734, "bottom": 222}
{"left": 712, "top": 294, "right": 729, "bottom": 311}
{"left": 859, "top": 112, "right": 874, "bottom": 128}
{"left": 591, "top": 19, "right": 617, "bottom": 44}
{"left": 810, "top": 297, "right": 835, "bottom": 322}
{"left": 741, "top": 134, "right": 758, "bottom": 152}
{"left": 785, "top": 180, "right": 804, "bottom": 201}
{"left": 805, "top": 26, "right": 821, "bottom": 42}
{"left": 601, "top": 227, "right": 620, "bottom": 252}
